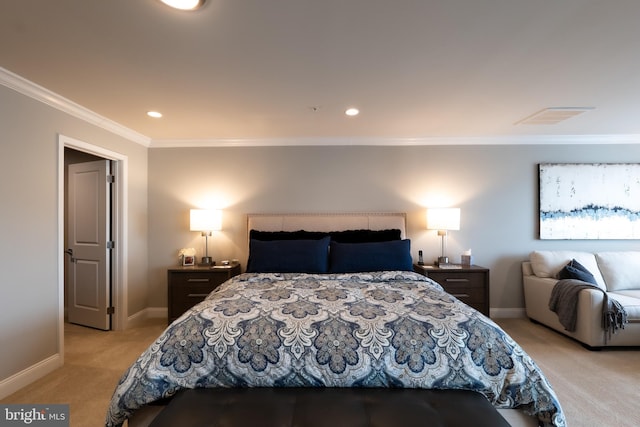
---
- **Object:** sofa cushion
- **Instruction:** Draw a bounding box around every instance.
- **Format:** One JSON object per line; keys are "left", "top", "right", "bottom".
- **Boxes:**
{"left": 596, "top": 251, "right": 640, "bottom": 292}
{"left": 530, "top": 251, "right": 606, "bottom": 290}
{"left": 557, "top": 259, "right": 598, "bottom": 285}
{"left": 608, "top": 291, "right": 640, "bottom": 321}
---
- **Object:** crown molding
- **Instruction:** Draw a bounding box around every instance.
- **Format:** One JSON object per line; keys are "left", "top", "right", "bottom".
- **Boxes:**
{"left": 0, "top": 67, "right": 150, "bottom": 147}
{"left": 3, "top": 67, "right": 640, "bottom": 148}
{"left": 150, "top": 133, "right": 640, "bottom": 148}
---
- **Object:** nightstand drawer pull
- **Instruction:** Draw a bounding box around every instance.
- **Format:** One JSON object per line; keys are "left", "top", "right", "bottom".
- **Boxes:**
{"left": 445, "top": 278, "right": 469, "bottom": 283}
{"left": 187, "top": 293, "right": 210, "bottom": 298}
{"left": 452, "top": 293, "right": 470, "bottom": 298}
{"left": 187, "top": 278, "right": 210, "bottom": 283}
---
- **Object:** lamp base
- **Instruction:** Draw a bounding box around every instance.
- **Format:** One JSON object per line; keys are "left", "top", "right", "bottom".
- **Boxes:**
{"left": 199, "top": 256, "right": 213, "bottom": 266}
{"left": 437, "top": 256, "right": 449, "bottom": 266}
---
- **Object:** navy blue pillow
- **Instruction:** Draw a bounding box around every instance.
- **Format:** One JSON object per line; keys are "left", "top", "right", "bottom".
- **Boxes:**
{"left": 329, "top": 229, "right": 402, "bottom": 243}
{"left": 329, "top": 239, "right": 412, "bottom": 273}
{"left": 249, "top": 230, "right": 327, "bottom": 241}
{"left": 246, "top": 237, "right": 330, "bottom": 273}
{"left": 557, "top": 259, "right": 597, "bottom": 285}
{"left": 249, "top": 229, "right": 401, "bottom": 243}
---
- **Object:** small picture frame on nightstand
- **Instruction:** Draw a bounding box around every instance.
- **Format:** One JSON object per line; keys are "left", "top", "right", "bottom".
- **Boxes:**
{"left": 182, "top": 255, "right": 195, "bottom": 266}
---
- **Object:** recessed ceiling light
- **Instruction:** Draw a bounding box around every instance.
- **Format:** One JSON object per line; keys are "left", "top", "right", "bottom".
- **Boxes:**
{"left": 159, "top": 0, "right": 205, "bottom": 11}
{"left": 147, "top": 111, "right": 163, "bottom": 118}
{"left": 345, "top": 108, "right": 360, "bottom": 116}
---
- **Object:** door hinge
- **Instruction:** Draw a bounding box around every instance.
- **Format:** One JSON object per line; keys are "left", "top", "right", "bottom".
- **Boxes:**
{"left": 107, "top": 174, "right": 115, "bottom": 183}
{"left": 107, "top": 307, "right": 115, "bottom": 315}
{"left": 107, "top": 241, "right": 115, "bottom": 249}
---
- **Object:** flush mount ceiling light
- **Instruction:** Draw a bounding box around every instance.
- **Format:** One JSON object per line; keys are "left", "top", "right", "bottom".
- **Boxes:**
{"left": 147, "top": 111, "right": 163, "bottom": 118}
{"left": 345, "top": 108, "right": 360, "bottom": 116}
{"left": 159, "top": 0, "right": 205, "bottom": 11}
{"left": 515, "top": 107, "right": 595, "bottom": 125}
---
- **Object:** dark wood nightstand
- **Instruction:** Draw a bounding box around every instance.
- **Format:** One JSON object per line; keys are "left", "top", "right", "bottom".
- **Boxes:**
{"left": 413, "top": 263, "right": 490, "bottom": 317}
{"left": 167, "top": 264, "right": 241, "bottom": 324}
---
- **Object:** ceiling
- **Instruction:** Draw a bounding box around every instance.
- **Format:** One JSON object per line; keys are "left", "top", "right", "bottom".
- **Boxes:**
{"left": 2, "top": 0, "right": 640, "bottom": 145}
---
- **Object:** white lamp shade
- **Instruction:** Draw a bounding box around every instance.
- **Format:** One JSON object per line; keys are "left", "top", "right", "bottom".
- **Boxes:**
{"left": 159, "top": 0, "right": 205, "bottom": 10}
{"left": 426, "top": 208, "right": 460, "bottom": 231}
{"left": 190, "top": 209, "right": 222, "bottom": 231}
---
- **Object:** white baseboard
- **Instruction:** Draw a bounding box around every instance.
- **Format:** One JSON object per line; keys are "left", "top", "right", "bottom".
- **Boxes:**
{"left": 490, "top": 308, "right": 526, "bottom": 319}
{"left": 0, "top": 308, "right": 170, "bottom": 400}
{"left": 145, "top": 307, "right": 168, "bottom": 319}
{"left": 0, "top": 354, "right": 62, "bottom": 400}
{"left": 127, "top": 307, "right": 168, "bottom": 328}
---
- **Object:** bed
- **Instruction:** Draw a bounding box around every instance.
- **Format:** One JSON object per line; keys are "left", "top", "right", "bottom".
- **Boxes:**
{"left": 106, "top": 213, "right": 565, "bottom": 427}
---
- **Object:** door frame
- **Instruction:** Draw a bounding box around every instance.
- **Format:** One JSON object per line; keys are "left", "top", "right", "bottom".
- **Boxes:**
{"left": 58, "top": 134, "right": 128, "bottom": 346}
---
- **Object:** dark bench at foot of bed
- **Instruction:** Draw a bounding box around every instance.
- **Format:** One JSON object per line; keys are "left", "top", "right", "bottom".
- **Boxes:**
{"left": 148, "top": 387, "right": 511, "bottom": 427}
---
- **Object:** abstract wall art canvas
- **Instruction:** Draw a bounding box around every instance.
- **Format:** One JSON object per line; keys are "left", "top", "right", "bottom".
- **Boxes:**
{"left": 539, "top": 163, "right": 640, "bottom": 239}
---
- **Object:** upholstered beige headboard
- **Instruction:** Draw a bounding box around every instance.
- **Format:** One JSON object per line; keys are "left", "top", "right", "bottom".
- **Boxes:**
{"left": 247, "top": 212, "right": 406, "bottom": 239}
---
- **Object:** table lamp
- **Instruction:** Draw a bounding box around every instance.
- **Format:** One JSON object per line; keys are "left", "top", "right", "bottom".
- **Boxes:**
{"left": 190, "top": 209, "right": 222, "bottom": 266}
{"left": 427, "top": 207, "right": 460, "bottom": 265}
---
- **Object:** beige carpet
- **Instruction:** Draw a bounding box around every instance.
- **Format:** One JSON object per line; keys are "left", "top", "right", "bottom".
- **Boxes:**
{"left": 2, "top": 317, "right": 638, "bottom": 426}
{"left": 497, "top": 318, "right": 640, "bottom": 427}
{"left": 1, "top": 318, "right": 167, "bottom": 426}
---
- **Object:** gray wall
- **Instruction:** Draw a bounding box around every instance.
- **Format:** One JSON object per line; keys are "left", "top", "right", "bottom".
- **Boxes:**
{"left": 0, "top": 85, "right": 148, "bottom": 387}
{"left": 148, "top": 144, "right": 640, "bottom": 313}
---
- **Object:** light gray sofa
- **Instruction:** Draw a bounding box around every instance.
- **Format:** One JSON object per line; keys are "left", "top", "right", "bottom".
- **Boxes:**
{"left": 522, "top": 250, "right": 640, "bottom": 348}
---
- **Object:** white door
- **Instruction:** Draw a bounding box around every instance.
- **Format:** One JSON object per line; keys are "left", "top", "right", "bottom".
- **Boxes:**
{"left": 67, "top": 160, "right": 112, "bottom": 330}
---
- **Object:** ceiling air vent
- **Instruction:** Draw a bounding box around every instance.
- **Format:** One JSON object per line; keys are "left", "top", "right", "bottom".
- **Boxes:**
{"left": 515, "top": 107, "right": 594, "bottom": 125}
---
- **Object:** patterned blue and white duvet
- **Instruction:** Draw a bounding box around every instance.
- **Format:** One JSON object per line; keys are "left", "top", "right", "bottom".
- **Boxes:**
{"left": 106, "top": 271, "right": 565, "bottom": 427}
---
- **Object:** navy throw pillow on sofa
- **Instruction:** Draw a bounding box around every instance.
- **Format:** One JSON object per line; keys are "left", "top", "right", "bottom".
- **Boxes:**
{"left": 329, "top": 239, "right": 412, "bottom": 273}
{"left": 557, "top": 259, "right": 598, "bottom": 285}
{"left": 247, "top": 237, "right": 330, "bottom": 273}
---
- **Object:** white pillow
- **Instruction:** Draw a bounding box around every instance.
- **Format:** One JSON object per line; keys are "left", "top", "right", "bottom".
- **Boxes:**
{"left": 596, "top": 251, "right": 640, "bottom": 291}
{"left": 530, "top": 251, "right": 606, "bottom": 289}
